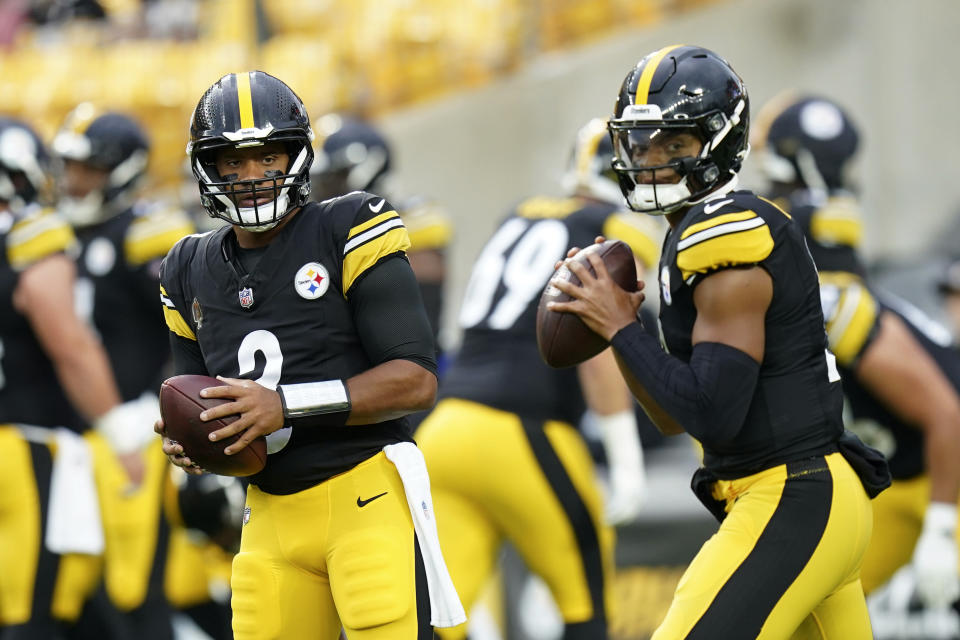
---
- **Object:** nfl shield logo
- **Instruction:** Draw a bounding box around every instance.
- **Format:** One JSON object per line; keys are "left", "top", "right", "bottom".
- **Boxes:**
{"left": 238, "top": 287, "right": 254, "bottom": 308}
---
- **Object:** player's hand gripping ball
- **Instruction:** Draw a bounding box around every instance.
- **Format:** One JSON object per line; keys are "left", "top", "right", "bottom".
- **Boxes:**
{"left": 159, "top": 374, "right": 267, "bottom": 476}
{"left": 536, "top": 239, "right": 637, "bottom": 368}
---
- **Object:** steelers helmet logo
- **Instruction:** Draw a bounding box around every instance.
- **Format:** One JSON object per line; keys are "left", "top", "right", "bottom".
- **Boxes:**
{"left": 295, "top": 262, "right": 330, "bottom": 300}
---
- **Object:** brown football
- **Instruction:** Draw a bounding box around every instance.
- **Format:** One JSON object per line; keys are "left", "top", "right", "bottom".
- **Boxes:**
{"left": 536, "top": 239, "right": 638, "bottom": 368}
{"left": 159, "top": 374, "right": 267, "bottom": 477}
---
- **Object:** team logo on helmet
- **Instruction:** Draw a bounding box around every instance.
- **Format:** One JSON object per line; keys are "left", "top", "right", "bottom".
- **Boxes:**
{"left": 294, "top": 262, "right": 330, "bottom": 300}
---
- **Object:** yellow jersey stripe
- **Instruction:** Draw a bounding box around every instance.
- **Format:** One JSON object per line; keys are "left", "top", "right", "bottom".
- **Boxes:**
{"left": 636, "top": 45, "right": 683, "bottom": 103}
{"left": 342, "top": 226, "right": 411, "bottom": 295}
{"left": 125, "top": 220, "right": 194, "bottom": 266}
{"left": 516, "top": 196, "right": 581, "bottom": 219}
{"left": 236, "top": 72, "right": 254, "bottom": 129}
{"left": 347, "top": 210, "right": 400, "bottom": 240}
{"left": 603, "top": 214, "right": 659, "bottom": 270}
{"left": 811, "top": 207, "right": 863, "bottom": 248}
{"left": 677, "top": 225, "right": 774, "bottom": 280}
{"left": 681, "top": 210, "right": 757, "bottom": 240}
{"left": 826, "top": 283, "right": 877, "bottom": 366}
{"left": 163, "top": 306, "right": 196, "bottom": 341}
{"left": 408, "top": 222, "right": 452, "bottom": 251}
{"left": 7, "top": 216, "right": 75, "bottom": 271}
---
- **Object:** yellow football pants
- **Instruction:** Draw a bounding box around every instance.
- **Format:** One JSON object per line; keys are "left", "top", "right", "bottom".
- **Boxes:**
{"left": 415, "top": 398, "right": 615, "bottom": 639}
{"left": 230, "top": 450, "right": 431, "bottom": 640}
{"left": 0, "top": 425, "right": 101, "bottom": 630}
{"left": 653, "top": 452, "right": 873, "bottom": 640}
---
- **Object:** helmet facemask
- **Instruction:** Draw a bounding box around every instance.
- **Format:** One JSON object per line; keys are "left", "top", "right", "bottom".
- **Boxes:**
{"left": 192, "top": 135, "right": 313, "bottom": 232}
{"left": 609, "top": 100, "right": 749, "bottom": 215}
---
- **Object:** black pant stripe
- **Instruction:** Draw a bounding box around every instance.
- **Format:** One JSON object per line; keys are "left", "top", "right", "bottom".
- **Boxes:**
{"left": 414, "top": 533, "right": 435, "bottom": 640}
{"left": 30, "top": 441, "right": 60, "bottom": 632}
{"left": 520, "top": 419, "right": 606, "bottom": 630}
{"left": 686, "top": 456, "right": 834, "bottom": 640}
{"left": 130, "top": 476, "right": 175, "bottom": 640}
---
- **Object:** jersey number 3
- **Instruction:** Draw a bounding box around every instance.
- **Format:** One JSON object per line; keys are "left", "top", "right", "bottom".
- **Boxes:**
{"left": 237, "top": 329, "right": 290, "bottom": 454}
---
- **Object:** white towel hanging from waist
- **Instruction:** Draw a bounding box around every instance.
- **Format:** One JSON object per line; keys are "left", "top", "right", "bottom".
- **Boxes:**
{"left": 383, "top": 441, "right": 466, "bottom": 628}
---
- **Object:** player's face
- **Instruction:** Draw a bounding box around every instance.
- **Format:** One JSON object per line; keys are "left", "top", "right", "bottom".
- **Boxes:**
{"left": 61, "top": 158, "right": 109, "bottom": 198}
{"left": 215, "top": 142, "right": 290, "bottom": 208}
{"left": 613, "top": 127, "right": 703, "bottom": 184}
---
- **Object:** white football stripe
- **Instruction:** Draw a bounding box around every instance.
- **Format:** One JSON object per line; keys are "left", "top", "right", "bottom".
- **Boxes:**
{"left": 677, "top": 216, "right": 765, "bottom": 251}
{"left": 343, "top": 217, "right": 404, "bottom": 255}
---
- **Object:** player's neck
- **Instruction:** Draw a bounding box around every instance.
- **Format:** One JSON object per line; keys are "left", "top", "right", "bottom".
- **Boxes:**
{"left": 666, "top": 207, "right": 691, "bottom": 229}
{"left": 233, "top": 206, "right": 302, "bottom": 248}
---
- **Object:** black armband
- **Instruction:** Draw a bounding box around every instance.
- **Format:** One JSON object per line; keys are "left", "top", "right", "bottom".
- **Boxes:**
{"left": 610, "top": 323, "right": 760, "bottom": 445}
{"left": 278, "top": 380, "right": 352, "bottom": 428}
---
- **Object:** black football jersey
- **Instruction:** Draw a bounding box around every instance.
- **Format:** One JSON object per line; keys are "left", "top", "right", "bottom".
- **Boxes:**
{"left": 160, "top": 193, "right": 425, "bottom": 495}
{"left": 820, "top": 271, "right": 959, "bottom": 479}
{"left": 658, "top": 190, "right": 844, "bottom": 476}
{"left": 75, "top": 204, "right": 194, "bottom": 401}
{"left": 0, "top": 207, "right": 84, "bottom": 431}
{"left": 440, "top": 195, "right": 662, "bottom": 424}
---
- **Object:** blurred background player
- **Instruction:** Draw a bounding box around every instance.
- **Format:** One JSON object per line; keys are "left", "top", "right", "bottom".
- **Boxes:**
{"left": 0, "top": 116, "right": 146, "bottom": 639}
{"left": 51, "top": 104, "right": 224, "bottom": 639}
{"left": 310, "top": 113, "right": 452, "bottom": 368}
{"left": 754, "top": 93, "right": 960, "bottom": 615}
{"left": 415, "top": 117, "right": 655, "bottom": 639}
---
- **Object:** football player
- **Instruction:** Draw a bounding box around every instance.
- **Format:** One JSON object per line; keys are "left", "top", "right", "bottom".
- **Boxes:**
{"left": 0, "top": 117, "right": 147, "bottom": 638}
{"left": 415, "top": 117, "right": 656, "bottom": 639}
{"left": 754, "top": 94, "right": 960, "bottom": 610}
{"left": 52, "top": 105, "right": 202, "bottom": 639}
{"left": 551, "top": 46, "right": 889, "bottom": 638}
{"left": 310, "top": 113, "right": 452, "bottom": 366}
{"left": 154, "top": 70, "right": 463, "bottom": 639}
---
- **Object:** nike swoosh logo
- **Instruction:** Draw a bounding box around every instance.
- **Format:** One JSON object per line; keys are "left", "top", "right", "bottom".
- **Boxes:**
{"left": 368, "top": 199, "right": 386, "bottom": 213}
{"left": 357, "top": 491, "right": 388, "bottom": 507}
{"left": 703, "top": 198, "right": 733, "bottom": 214}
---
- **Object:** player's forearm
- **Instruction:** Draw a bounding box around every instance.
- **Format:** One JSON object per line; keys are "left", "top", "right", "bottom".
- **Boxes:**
{"left": 52, "top": 330, "right": 122, "bottom": 422}
{"left": 610, "top": 323, "right": 759, "bottom": 444}
{"left": 344, "top": 359, "right": 437, "bottom": 424}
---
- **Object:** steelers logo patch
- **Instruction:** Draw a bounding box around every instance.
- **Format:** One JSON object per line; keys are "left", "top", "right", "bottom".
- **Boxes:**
{"left": 295, "top": 262, "right": 330, "bottom": 300}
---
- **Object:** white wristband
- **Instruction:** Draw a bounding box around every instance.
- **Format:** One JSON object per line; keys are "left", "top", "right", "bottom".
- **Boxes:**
{"left": 278, "top": 380, "right": 351, "bottom": 418}
{"left": 94, "top": 394, "right": 161, "bottom": 455}
{"left": 596, "top": 409, "right": 643, "bottom": 469}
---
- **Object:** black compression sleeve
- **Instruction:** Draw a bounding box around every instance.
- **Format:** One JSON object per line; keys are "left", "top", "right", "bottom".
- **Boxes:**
{"left": 350, "top": 255, "right": 438, "bottom": 376}
{"left": 610, "top": 322, "right": 760, "bottom": 445}
{"left": 169, "top": 333, "right": 209, "bottom": 376}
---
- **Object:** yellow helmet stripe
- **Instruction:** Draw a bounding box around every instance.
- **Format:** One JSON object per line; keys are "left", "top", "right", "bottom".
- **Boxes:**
{"left": 577, "top": 121, "right": 605, "bottom": 177}
{"left": 236, "top": 72, "right": 255, "bottom": 129}
{"left": 635, "top": 44, "right": 683, "bottom": 104}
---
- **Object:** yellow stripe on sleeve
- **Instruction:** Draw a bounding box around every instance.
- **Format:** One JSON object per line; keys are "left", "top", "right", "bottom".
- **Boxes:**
{"left": 825, "top": 282, "right": 877, "bottom": 366}
{"left": 635, "top": 45, "right": 683, "bottom": 103}
{"left": 602, "top": 213, "right": 660, "bottom": 270}
{"left": 7, "top": 213, "right": 76, "bottom": 271}
{"left": 342, "top": 226, "right": 411, "bottom": 294}
{"left": 677, "top": 224, "right": 774, "bottom": 280}
{"left": 236, "top": 72, "right": 254, "bottom": 129}
{"left": 160, "top": 285, "right": 196, "bottom": 341}
{"left": 810, "top": 200, "right": 863, "bottom": 249}
{"left": 163, "top": 307, "right": 196, "bottom": 341}
{"left": 125, "top": 215, "right": 195, "bottom": 266}
{"left": 347, "top": 210, "right": 401, "bottom": 240}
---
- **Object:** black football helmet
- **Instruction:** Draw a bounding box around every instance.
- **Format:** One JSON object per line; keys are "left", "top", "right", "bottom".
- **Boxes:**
{"left": 310, "top": 114, "right": 391, "bottom": 201}
{"left": 753, "top": 93, "right": 859, "bottom": 194}
{"left": 561, "top": 117, "right": 623, "bottom": 205}
{"left": 608, "top": 45, "right": 750, "bottom": 214}
{"left": 52, "top": 104, "right": 150, "bottom": 226}
{"left": 0, "top": 117, "right": 50, "bottom": 210}
{"left": 188, "top": 71, "right": 314, "bottom": 230}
